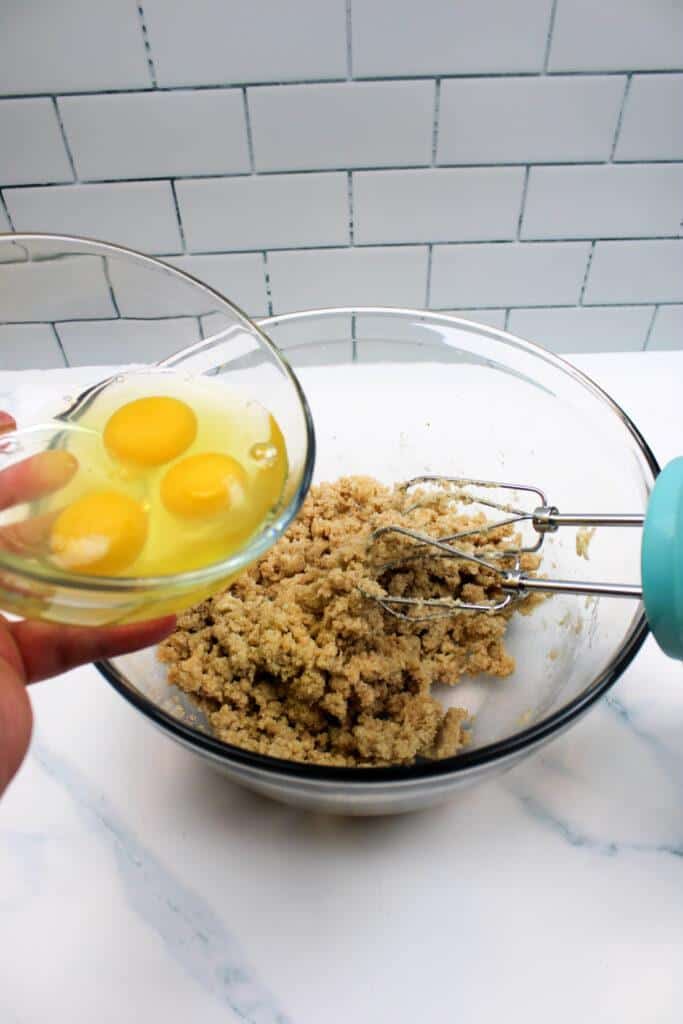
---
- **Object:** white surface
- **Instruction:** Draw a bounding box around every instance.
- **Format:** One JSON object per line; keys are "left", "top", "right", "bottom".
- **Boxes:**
{"left": 162, "top": 255, "right": 269, "bottom": 318}
{"left": 249, "top": 81, "right": 434, "bottom": 172}
{"left": 353, "top": 167, "right": 525, "bottom": 244}
{"left": 430, "top": 242, "right": 590, "bottom": 308}
{"left": 584, "top": 240, "right": 683, "bottom": 305}
{"left": 351, "top": 0, "right": 552, "bottom": 76}
{"left": 614, "top": 74, "right": 683, "bottom": 162}
{"left": 1, "top": 351, "right": 682, "bottom": 1023}
{"left": 59, "top": 91, "right": 250, "bottom": 181}
{"left": 267, "top": 247, "right": 429, "bottom": 311}
{"left": 176, "top": 175, "right": 349, "bottom": 253}
{"left": 548, "top": 0, "right": 683, "bottom": 72}
{"left": 143, "top": 0, "right": 347, "bottom": 87}
{"left": 507, "top": 305, "right": 655, "bottom": 354}
{"left": 521, "top": 164, "right": 683, "bottom": 240}
{"left": 56, "top": 318, "right": 200, "bottom": 366}
{"left": 0, "top": 0, "right": 149, "bottom": 94}
{"left": 0, "top": 323, "right": 65, "bottom": 369}
{"left": 4, "top": 182, "right": 183, "bottom": 255}
{"left": 0, "top": 99, "right": 73, "bottom": 186}
{"left": 438, "top": 76, "right": 624, "bottom": 165}
{"left": 648, "top": 305, "right": 683, "bottom": 351}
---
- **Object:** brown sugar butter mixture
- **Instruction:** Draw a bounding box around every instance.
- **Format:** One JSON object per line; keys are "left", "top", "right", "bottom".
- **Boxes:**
{"left": 159, "top": 476, "right": 541, "bottom": 767}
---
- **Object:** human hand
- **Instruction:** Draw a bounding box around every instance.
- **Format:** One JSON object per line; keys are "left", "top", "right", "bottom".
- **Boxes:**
{"left": 0, "top": 411, "right": 175, "bottom": 796}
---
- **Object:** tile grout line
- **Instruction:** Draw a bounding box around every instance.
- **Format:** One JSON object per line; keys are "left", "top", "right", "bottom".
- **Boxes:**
{"left": 101, "top": 256, "right": 121, "bottom": 316}
{"left": 515, "top": 166, "right": 531, "bottom": 239}
{"left": 196, "top": 315, "right": 206, "bottom": 340}
{"left": 504, "top": 308, "right": 511, "bottom": 330}
{"left": 242, "top": 88, "right": 256, "bottom": 172}
{"left": 345, "top": 0, "right": 353, "bottom": 79}
{"left": 169, "top": 179, "right": 187, "bottom": 251}
{"left": 425, "top": 244, "right": 433, "bottom": 307}
{"left": 0, "top": 190, "right": 15, "bottom": 230}
{"left": 643, "top": 305, "right": 659, "bottom": 350}
{"left": 136, "top": 3, "right": 158, "bottom": 88}
{"left": 50, "top": 323, "right": 70, "bottom": 367}
{"left": 579, "top": 241, "right": 596, "bottom": 304}
{"left": 2, "top": 158, "right": 682, "bottom": 191}
{"left": 262, "top": 251, "right": 274, "bottom": 316}
{"left": 431, "top": 79, "right": 441, "bottom": 163}
{"left": 3, "top": 67, "right": 681, "bottom": 102}
{"left": 347, "top": 171, "right": 355, "bottom": 244}
{"left": 542, "top": 0, "right": 560, "bottom": 73}
{"left": 2, "top": 301, "right": 678, "bottom": 331}
{"left": 609, "top": 74, "right": 632, "bottom": 160}
{"left": 51, "top": 97, "right": 79, "bottom": 181}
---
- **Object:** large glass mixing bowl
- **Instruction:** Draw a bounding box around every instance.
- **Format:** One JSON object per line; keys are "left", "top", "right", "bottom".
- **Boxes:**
{"left": 0, "top": 234, "right": 314, "bottom": 625}
{"left": 99, "top": 308, "right": 658, "bottom": 815}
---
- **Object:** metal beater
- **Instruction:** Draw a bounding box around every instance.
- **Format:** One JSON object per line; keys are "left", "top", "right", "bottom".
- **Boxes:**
{"left": 362, "top": 466, "right": 683, "bottom": 663}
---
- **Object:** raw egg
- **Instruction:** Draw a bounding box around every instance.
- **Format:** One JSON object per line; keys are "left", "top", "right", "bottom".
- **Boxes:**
{"left": 104, "top": 396, "right": 197, "bottom": 467}
{"left": 161, "top": 452, "right": 247, "bottom": 520}
{"left": 50, "top": 489, "right": 148, "bottom": 575}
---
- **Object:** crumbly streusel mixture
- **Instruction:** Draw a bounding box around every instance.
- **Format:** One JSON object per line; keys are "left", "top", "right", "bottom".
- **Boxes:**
{"left": 159, "top": 476, "right": 540, "bottom": 767}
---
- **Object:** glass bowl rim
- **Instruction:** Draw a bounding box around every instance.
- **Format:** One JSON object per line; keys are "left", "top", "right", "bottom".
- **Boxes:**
{"left": 0, "top": 231, "right": 316, "bottom": 592}
{"left": 98, "top": 306, "right": 659, "bottom": 784}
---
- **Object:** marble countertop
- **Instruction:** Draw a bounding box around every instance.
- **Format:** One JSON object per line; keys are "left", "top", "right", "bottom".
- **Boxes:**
{"left": 1, "top": 351, "right": 682, "bottom": 1024}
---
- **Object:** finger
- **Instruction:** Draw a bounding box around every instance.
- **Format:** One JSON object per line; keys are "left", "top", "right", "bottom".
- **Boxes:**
{"left": 9, "top": 615, "right": 177, "bottom": 684}
{"left": 0, "top": 509, "right": 59, "bottom": 557}
{"left": 0, "top": 450, "right": 78, "bottom": 511}
{"left": 0, "top": 653, "right": 33, "bottom": 796}
{"left": 0, "top": 412, "right": 17, "bottom": 436}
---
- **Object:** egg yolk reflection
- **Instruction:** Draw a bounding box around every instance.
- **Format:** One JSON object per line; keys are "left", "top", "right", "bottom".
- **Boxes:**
{"left": 50, "top": 490, "right": 148, "bottom": 575}
{"left": 104, "top": 396, "right": 197, "bottom": 467}
{"left": 161, "top": 453, "right": 248, "bottom": 520}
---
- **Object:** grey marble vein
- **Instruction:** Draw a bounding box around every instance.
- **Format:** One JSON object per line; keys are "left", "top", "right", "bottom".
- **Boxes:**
{"left": 516, "top": 792, "right": 683, "bottom": 860}
{"left": 30, "top": 736, "right": 293, "bottom": 1024}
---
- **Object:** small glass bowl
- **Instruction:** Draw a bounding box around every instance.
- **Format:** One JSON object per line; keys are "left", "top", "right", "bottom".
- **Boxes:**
{"left": 0, "top": 234, "right": 315, "bottom": 625}
{"left": 98, "top": 308, "right": 659, "bottom": 815}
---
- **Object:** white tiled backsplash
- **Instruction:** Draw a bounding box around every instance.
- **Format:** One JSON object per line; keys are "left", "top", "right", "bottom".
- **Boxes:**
{"left": 0, "top": 0, "right": 681, "bottom": 364}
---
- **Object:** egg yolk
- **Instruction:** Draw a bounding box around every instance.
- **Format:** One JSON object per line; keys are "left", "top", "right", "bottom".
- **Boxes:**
{"left": 50, "top": 490, "right": 148, "bottom": 575}
{"left": 161, "top": 453, "right": 247, "bottom": 520}
{"left": 104, "top": 396, "right": 197, "bottom": 467}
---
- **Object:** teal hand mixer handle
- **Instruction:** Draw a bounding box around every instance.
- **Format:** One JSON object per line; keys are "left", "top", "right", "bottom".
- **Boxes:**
{"left": 641, "top": 457, "right": 683, "bottom": 659}
{"left": 362, "top": 467, "right": 683, "bottom": 660}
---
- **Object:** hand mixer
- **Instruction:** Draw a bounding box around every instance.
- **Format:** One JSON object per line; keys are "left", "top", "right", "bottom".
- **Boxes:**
{"left": 363, "top": 460, "right": 683, "bottom": 662}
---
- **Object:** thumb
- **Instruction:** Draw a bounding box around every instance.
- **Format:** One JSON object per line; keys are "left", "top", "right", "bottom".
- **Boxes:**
{"left": 0, "top": 655, "right": 33, "bottom": 797}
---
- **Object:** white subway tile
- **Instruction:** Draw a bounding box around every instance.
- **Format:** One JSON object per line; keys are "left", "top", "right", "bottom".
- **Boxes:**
{"left": 250, "top": 313, "right": 354, "bottom": 366}
{"left": 430, "top": 242, "right": 590, "bottom": 308}
{"left": 438, "top": 77, "right": 624, "bottom": 165}
{"left": 250, "top": 81, "right": 434, "bottom": 172}
{"left": 648, "top": 305, "right": 683, "bottom": 351}
{"left": 4, "top": 182, "right": 183, "bottom": 254}
{"left": 614, "top": 75, "right": 683, "bottom": 162}
{"left": 59, "top": 91, "right": 249, "bottom": 181}
{"left": 549, "top": 0, "right": 683, "bottom": 72}
{"left": 0, "top": 99, "right": 72, "bottom": 186}
{"left": 0, "top": 324, "right": 66, "bottom": 369}
{"left": 354, "top": 168, "right": 524, "bottom": 244}
{"left": 267, "top": 246, "right": 429, "bottom": 310}
{"left": 508, "top": 305, "right": 653, "bottom": 353}
{"left": 584, "top": 240, "right": 683, "bottom": 304}
{"left": 441, "top": 310, "right": 507, "bottom": 330}
{"left": 0, "top": 0, "right": 149, "bottom": 95}
{"left": 56, "top": 317, "right": 200, "bottom": 366}
{"left": 166, "top": 255, "right": 268, "bottom": 316}
{"left": 106, "top": 252, "right": 267, "bottom": 318}
{"left": 176, "top": 174, "right": 348, "bottom": 253}
{"left": 143, "top": 0, "right": 347, "bottom": 87}
{"left": 352, "top": 0, "right": 552, "bottom": 76}
{"left": 0, "top": 254, "right": 115, "bottom": 322}
{"left": 522, "top": 164, "right": 683, "bottom": 239}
